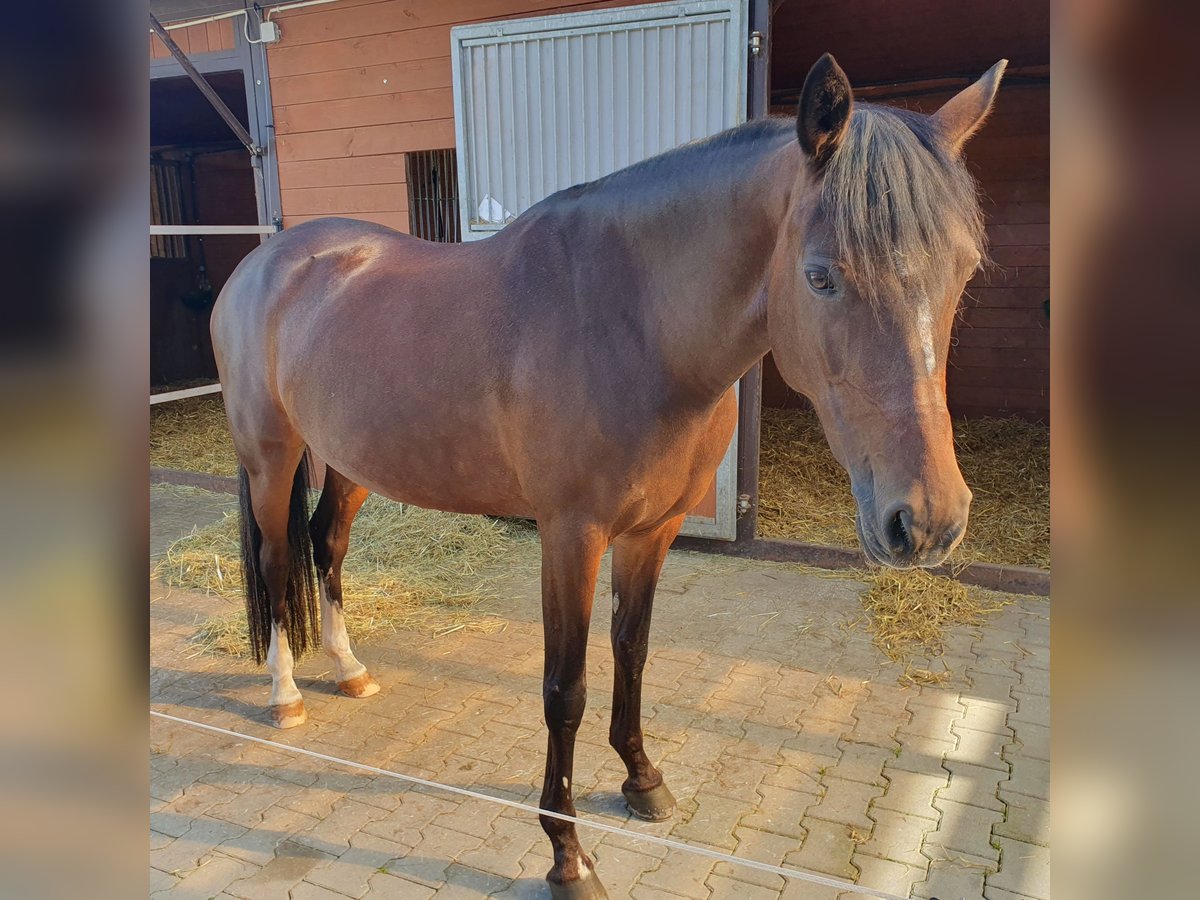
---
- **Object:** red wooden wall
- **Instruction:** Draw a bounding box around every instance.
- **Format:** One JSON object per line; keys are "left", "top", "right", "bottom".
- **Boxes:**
{"left": 267, "top": 0, "right": 645, "bottom": 232}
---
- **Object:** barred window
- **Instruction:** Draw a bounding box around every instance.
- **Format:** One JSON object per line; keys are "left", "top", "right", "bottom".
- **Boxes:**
{"left": 150, "top": 158, "right": 188, "bottom": 259}
{"left": 406, "top": 150, "right": 461, "bottom": 242}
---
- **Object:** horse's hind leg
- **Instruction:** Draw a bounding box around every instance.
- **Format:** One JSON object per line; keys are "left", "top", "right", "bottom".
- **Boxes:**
{"left": 309, "top": 467, "right": 378, "bottom": 698}
{"left": 608, "top": 515, "right": 685, "bottom": 821}
{"left": 238, "top": 440, "right": 319, "bottom": 730}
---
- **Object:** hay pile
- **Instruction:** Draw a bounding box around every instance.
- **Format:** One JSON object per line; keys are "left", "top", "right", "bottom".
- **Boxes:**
{"left": 856, "top": 568, "right": 1008, "bottom": 678}
{"left": 150, "top": 396, "right": 239, "bottom": 477}
{"left": 758, "top": 407, "right": 1049, "bottom": 569}
{"left": 153, "top": 494, "right": 540, "bottom": 656}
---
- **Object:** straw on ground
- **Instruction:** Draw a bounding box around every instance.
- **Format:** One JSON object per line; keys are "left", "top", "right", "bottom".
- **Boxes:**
{"left": 154, "top": 494, "right": 540, "bottom": 656}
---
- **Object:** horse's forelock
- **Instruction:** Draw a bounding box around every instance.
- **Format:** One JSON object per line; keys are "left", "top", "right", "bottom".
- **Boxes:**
{"left": 818, "top": 103, "right": 986, "bottom": 302}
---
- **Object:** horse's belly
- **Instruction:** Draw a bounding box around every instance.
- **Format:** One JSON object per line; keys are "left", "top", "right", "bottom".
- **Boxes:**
{"left": 307, "top": 425, "right": 533, "bottom": 518}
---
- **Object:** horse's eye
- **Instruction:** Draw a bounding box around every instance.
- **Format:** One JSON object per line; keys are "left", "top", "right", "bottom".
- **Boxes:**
{"left": 805, "top": 266, "right": 835, "bottom": 295}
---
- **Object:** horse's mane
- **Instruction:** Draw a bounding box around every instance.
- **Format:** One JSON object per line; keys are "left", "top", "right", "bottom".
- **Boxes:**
{"left": 548, "top": 105, "right": 985, "bottom": 299}
{"left": 822, "top": 103, "right": 986, "bottom": 297}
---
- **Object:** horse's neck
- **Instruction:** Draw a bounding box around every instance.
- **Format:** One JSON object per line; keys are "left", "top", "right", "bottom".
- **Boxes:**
{"left": 612, "top": 135, "right": 796, "bottom": 407}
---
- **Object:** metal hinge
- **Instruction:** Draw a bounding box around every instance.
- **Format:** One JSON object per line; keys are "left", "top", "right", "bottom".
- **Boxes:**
{"left": 737, "top": 494, "right": 752, "bottom": 515}
{"left": 749, "top": 31, "right": 764, "bottom": 57}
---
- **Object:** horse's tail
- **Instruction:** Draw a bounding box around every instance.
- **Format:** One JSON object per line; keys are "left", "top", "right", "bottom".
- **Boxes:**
{"left": 239, "top": 458, "right": 318, "bottom": 665}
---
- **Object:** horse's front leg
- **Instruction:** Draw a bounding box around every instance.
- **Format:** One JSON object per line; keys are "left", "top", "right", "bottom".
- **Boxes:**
{"left": 537, "top": 520, "right": 608, "bottom": 899}
{"left": 609, "top": 516, "right": 684, "bottom": 820}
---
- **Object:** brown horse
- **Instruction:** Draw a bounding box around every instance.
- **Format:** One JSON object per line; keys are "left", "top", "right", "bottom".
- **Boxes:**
{"left": 211, "top": 54, "right": 1005, "bottom": 898}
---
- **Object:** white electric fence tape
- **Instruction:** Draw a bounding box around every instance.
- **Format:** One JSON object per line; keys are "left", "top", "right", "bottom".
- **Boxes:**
{"left": 150, "top": 709, "right": 909, "bottom": 899}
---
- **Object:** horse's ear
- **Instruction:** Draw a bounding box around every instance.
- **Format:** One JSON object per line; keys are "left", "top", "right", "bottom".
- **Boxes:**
{"left": 931, "top": 59, "right": 1008, "bottom": 155}
{"left": 797, "top": 53, "right": 853, "bottom": 170}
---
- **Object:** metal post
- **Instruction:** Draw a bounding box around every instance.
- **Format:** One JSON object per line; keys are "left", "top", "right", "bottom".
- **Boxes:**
{"left": 733, "top": 0, "right": 772, "bottom": 545}
{"left": 149, "top": 12, "right": 261, "bottom": 156}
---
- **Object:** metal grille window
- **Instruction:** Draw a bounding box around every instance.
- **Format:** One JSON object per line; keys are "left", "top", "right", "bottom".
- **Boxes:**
{"left": 406, "top": 150, "right": 462, "bottom": 242}
{"left": 451, "top": 0, "right": 748, "bottom": 241}
{"left": 150, "top": 158, "right": 188, "bottom": 259}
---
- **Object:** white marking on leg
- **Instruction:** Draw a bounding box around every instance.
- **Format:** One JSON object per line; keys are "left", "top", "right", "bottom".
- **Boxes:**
{"left": 916, "top": 296, "right": 937, "bottom": 377}
{"left": 320, "top": 579, "right": 367, "bottom": 683}
{"left": 612, "top": 592, "right": 620, "bottom": 614}
{"left": 562, "top": 776, "right": 569, "bottom": 790}
{"left": 266, "top": 623, "right": 302, "bottom": 708}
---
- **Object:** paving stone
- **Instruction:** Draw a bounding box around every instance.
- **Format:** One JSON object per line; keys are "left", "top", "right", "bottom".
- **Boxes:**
{"left": 164, "top": 781, "right": 243, "bottom": 822}
{"left": 1005, "top": 722, "right": 1049, "bottom": 763}
{"left": 731, "top": 722, "right": 795, "bottom": 763}
{"left": 963, "top": 673, "right": 1018, "bottom": 709}
{"left": 993, "top": 795, "right": 1049, "bottom": 847}
{"left": 290, "top": 881, "right": 356, "bottom": 900}
{"left": 984, "top": 888, "right": 1043, "bottom": 900}
{"left": 777, "top": 880, "right": 845, "bottom": 900}
{"left": 670, "top": 730, "right": 742, "bottom": 772}
{"left": 383, "top": 825, "right": 483, "bottom": 887}
{"left": 1008, "top": 692, "right": 1050, "bottom": 727}
{"left": 589, "top": 842, "right": 665, "bottom": 896}
{"left": 714, "top": 673, "right": 770, "bottom": 710}
{"left": 706, "top": 872, "right": 782, "bottom": 898}
{"left": 164, "top": 852, "right": 256, "bottom": 898}
{"left": 852, "top": 856, "right": 924, "bottom": 898}
{"left": 639, "top": 848, "right": 716, "bottom": 898}
{"left": 936, "top": 761, "right": 1006, "bottom": 812}
{"left": 364, "top": 871, "right": 437, "bottom": 899}
{"left": 218, "top": 805, "right": 324, "bottom": 867}
{"left": 804, "top": 777, "right": 882, "bottom": 830}
{"left": 785, "top": 817, "right": 857, "bottom": 880}
{"left": 1013, "top": 662, "right": 1050, "bottom": 697}
{"left": 845, "top": 712, "right": 903, "bottom": 749}
{"left": 999, "top": 756, "right": 1050, "bottom": 802}
{"left": 362, "top": 793, "right": 460, "bottom": 848}
{"left": 856, "top": 809, "right": 932, "bottom": 867}
{"left": 670, "top": 791, "right": 750, "bottom": 851}
{"left": 773, "top": 667, "right": 826, "bottom": 701}
{"left": 948, "top": 723, "right": 1010, "bottom": 772}
{"left": 873, "top": 770, "right": 946, "bottom": 820}
{"left": 885, "top": 736, "right": 955, "bottom": 779}
{"left": 899, "top": 702, "right": 961, "bottom": 742}
{"left": 632, "top": 886, "right": 706, "bottom": 900}
{"left": 306, "top": 831, "right": 411, "bottom": 898}
{"left": 454, "top": 816, "right": 543, "bottom": 879}
{"left": 432, "top": 863, "right": 512, "bottom": 897}
{"left": 705, "top": 756, "right": 778, "bottom": 802}
{"left": 827, "top": 743, "right": 892, "bottom": 785}
{"left": 150, "top": 817, "right": 248, "bottom": 875}
{"left": 741, "top": 783, "right": 813, "bottom": 840}
{"left": 151, "top": 831, "right": 175, "bottom": 851}
{"left": 926, "top": 798, "right": 1004, "bottom": 864}
{"left": 149, "top": 865, "right": 178, "bottom": 894}
{"left": 956, "top": 699, "right": 1014, "bottom": 736}
{"left": 988, "top": 838, "right": 1050, "bottom": 899}
{"left": 780, "top": 729, "right": 843, "bottom": 763}
{"left": 294, "top": 798, "right": 390, "bottom": 854}
{"left": 912, "top": 858, "right": 990, "bottom": 900}
{"left": 226, "top": 840, "right": 335, "bottom": 900}
{"left": 712, "top": 826, "right": 798, "bottom": 889}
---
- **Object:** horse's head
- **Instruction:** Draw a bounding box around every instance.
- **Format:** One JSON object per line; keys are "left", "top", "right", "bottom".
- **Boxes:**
{"left": 767, "top": 53, "right": 1006, "bottom": 569}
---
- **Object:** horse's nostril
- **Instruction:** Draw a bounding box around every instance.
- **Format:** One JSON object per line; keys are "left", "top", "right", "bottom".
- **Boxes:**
{"left": 886, "top": 504, "right": 915, "bottom": 557}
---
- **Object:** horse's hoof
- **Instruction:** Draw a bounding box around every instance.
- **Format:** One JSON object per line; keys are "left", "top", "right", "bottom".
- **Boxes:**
{"left": 623, "top": 781, "right": 677, "bottom": 821}
{"left": 547, "top": 866, "right": 608, "bottom": 900}
{"left": 337, "top": 672, "right": 380, "bottom": 699}
{"left": 269, "top": 700, "right": 307, "bottom": 729}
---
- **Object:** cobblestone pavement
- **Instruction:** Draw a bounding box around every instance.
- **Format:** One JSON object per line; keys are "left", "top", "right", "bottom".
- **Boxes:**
{"left": 150, "top": 485, "right": 1049, "bottom": 899}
